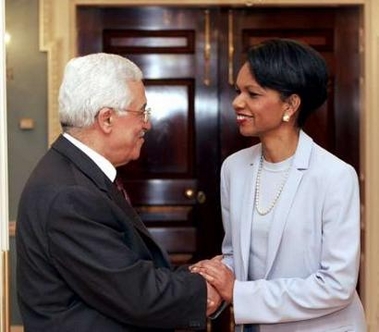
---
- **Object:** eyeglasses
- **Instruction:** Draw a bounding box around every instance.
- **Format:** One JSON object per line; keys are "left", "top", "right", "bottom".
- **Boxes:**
{"left": 123, "top": 107, "right": 151, "bottom": 123}
{"left": 97, "top": 106, "right": 152, "bottom": 123}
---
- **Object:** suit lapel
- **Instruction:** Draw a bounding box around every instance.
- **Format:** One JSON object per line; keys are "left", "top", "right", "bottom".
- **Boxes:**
{"left": 264, "top": 131, "right": 314, "bottom": 277}
{"left": 107, "top": 181, "right": 154, "bottom": 238}
{"left": 52, "top": 135, "right": 171, "bottom": 266}
{"left": 51, "top": 135, "right": 155, "bottom": 240}
{"left": 52, "top": 135, "right": 111, "bottom": 192}
{"left": 110, "top": 186, "right": 172, "bottom": 267}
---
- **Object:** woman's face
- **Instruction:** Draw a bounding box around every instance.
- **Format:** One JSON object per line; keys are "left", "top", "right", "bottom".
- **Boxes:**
{"left": 232, "top": 62, "right": 289, "bottom": 138}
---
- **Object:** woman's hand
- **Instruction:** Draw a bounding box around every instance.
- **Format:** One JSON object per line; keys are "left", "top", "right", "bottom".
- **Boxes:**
{"left": 190, "top": 256, "right": 235, "bottom": 303}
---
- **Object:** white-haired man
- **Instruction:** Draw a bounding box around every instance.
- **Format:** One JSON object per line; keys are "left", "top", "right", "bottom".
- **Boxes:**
{"left": 16, "top": 53, "right": 221, "bottom": 331}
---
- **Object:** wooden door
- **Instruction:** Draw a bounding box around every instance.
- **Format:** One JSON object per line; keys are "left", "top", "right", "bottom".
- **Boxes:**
{"left": 77, "top": 5, "right": 360, "bottom": 331}
{"left": 77, "top": 6, "right": 224, "bottom": 266}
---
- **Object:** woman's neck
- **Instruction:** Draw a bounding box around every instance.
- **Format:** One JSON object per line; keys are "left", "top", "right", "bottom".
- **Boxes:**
{"left": 260, "top": 128, "right": 300, "bottom": 163}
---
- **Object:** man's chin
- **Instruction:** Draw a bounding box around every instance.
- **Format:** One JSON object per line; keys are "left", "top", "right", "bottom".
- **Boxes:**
{"left": 129, "top": 151, "right": 141, "bottom": 161}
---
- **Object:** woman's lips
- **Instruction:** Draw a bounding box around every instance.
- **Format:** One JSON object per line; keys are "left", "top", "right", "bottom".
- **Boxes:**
{"left": 236, "top": 114, "right": 254, "bottom": 121}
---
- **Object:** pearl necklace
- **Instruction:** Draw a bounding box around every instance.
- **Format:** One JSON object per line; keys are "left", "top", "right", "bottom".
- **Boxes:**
{"left": 254, "top": 155, "right": 291, "bottom": 216}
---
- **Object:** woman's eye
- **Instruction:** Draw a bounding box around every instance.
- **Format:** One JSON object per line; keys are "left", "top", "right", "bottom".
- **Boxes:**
{"left": 234, "top": 87, "right": 241, "bottom": 94}
{"left": 248, "top": 91, "right": 259, "bottom": 98}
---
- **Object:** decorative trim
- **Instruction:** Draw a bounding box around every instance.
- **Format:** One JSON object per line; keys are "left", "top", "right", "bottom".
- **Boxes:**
{"left": 360, "top": 2, "right": 379, "bottom": 330}
{"left": 228, "top": 9, "right": 234, "bottom": 85}
{"left": 1, "top": 251, "right": 9, "bottom": 332}
{"left": 39, "top": 0, "right": 53, "bottom": 51}
{"left": 1, "top": 0, "right": 10, "bottom": 329}
{"left": 40, "top": 0, "right": 73, "bottom": 145}
{"left": 10, "top": 326, "right": 23, "bottom": 332}
{"left": 8, "top": 222, "right": 15, "bottom": 238}
{"left": 73, "top": 0, "right": 364, "bottom": 4}
{"left": 1, "top": 0, "right": 9, "bottom": 252}
{"left": 47, "top": 40, "right": 64, "bottom": 145}
{"left": 203, "top": 9, "right": 211, "bottom": 86}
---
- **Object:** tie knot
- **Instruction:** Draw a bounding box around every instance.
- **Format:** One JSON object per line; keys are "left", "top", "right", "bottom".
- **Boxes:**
{"left": 114, "top": 177, "right": 124, "bottom": 191}
{"left": 114, "top": 177, "right": 131, "bottom": 203}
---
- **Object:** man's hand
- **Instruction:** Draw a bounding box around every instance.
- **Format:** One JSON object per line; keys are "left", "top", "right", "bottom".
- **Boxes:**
{"left": 206, "top": 282, "right": 222, "bottom": 316}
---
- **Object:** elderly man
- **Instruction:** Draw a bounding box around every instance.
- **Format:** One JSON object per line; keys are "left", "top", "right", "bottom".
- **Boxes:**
{"left": 16, "top": 53, "right": 221, "bottom": 331}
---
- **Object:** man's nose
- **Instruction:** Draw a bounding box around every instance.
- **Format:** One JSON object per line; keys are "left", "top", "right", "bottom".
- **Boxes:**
{"left": 143, "top": 120, "right": 152, "bottom": 131}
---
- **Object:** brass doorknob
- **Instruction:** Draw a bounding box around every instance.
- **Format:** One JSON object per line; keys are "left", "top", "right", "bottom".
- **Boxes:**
{"left": 197, "top": 191, "right": 206, "bottom": 204}
{"left": 184, "top": 189, "right": 195, "bottom": 199}
{"left": 184, "top": 189, "right": 207, "bottom": 204}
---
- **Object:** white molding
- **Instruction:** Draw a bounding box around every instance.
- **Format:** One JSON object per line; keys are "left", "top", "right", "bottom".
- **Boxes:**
{"left": 40, "top": 0, "right": 379, "bottom": 330}
{"left": 0, "top": 0, "right": 8, "bottom": 252}
{"left": 0, "top": 0, "right": 9, "bottom": 330}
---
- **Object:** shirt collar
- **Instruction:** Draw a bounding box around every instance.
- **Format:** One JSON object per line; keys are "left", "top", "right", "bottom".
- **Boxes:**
{"left": 63, "top": 132, "right": 117, "bottom": 182}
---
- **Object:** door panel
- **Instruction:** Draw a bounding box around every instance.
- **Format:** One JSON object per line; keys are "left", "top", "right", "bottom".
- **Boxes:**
{"left": 122, "top": 79, "right": 195, "bottom": 176}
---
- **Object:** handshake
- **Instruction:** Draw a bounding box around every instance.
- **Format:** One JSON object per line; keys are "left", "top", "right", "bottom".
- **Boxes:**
{"left": 189, "top": 255, "right": 235, "bottom": 317}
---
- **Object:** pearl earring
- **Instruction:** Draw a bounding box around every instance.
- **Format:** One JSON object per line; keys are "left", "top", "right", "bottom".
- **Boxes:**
{"left": 283, "top": 114, "right": 290, "bottom": 122}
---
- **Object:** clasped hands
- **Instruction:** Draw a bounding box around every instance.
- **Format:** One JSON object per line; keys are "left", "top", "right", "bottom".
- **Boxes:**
{"left": 190, "top": 255, "right": 235, "bottom": 316}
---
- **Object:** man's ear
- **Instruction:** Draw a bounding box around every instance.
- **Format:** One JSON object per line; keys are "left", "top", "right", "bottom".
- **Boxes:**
{"left": 96, "top": 108, "right": 113, "bottom": 133}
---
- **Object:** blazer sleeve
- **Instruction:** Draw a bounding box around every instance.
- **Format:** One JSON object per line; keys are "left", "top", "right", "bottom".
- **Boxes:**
{"left": 220, "top": 158, "right": 235, "bottom": 272}
{"left": 46, "top": 185, "right": 207, "bottom": 330}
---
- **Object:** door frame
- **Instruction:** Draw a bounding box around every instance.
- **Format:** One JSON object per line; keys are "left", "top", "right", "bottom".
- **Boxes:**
{"left": 38, "top": 0, "right": 379, "bottom": 330}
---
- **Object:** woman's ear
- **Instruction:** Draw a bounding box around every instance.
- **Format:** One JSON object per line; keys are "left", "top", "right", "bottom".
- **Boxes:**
{"left": 287, "top": 94, "right": 301, "bottom": 114}
{"left": 96, "top": 108, "right": 113, "bottom": 133}
{"left": 283, "top": 94, "right": 301, "bottom": 122}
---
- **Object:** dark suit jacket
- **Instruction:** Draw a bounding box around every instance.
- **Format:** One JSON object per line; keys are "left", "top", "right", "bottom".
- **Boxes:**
{"left": 16, "top": 135, "right": 207, "bottom": 332}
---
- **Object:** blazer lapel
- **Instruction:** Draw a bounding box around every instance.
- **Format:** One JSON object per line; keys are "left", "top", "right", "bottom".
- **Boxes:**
{"left": 264, "top": 168, "right": 303, "bottom": 277}
{"left": 264, "top": 130, "right": 314, "bottom": 277}
{"left": 239, "top": 147, "right": 262, "bottom": 279}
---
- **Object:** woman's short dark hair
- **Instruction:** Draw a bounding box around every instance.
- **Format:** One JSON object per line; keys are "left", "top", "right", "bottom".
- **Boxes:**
{"left": 247, "top": 38, "right": 329, "bottom": 127}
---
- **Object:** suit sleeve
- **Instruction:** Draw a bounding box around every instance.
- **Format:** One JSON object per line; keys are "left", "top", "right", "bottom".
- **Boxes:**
{"left": 46, "top": 186, "right": 207, "bottom": 330}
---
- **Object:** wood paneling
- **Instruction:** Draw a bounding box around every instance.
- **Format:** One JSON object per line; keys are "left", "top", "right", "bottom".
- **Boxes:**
{"left": 103, "top": 29, "right": 195, "bottom": 54}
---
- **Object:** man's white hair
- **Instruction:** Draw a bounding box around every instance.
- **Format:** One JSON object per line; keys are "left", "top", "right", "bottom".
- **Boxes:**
{"left": 58, "top": 53, "right": 143, "bottom": 129}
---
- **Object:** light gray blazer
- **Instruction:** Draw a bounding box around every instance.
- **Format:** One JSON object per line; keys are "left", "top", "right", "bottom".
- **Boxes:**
{"left": 221, "top": 131, "right": 366, "bottom": 331}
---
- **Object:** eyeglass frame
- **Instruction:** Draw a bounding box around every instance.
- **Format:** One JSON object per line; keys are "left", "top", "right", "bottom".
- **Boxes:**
{"left": 122, "top": 107, "right": 151, "bottom": 123}
{"left": 98, "top": 106, "right": 151, "bottom": 123}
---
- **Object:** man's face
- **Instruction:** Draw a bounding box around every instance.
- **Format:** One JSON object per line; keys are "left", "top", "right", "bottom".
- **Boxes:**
{"left": 109, "top": 81, "right": 152, "bottom": 167}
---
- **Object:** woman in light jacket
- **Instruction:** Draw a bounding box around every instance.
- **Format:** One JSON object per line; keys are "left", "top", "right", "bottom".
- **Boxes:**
{"left": 191, "top": 39, "right": 366, "bottom": 331}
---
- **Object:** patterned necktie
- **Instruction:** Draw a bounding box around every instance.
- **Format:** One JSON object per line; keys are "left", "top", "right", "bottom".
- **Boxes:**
{"left": 114, "top": 177, "right": 131, "bottom": 204}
